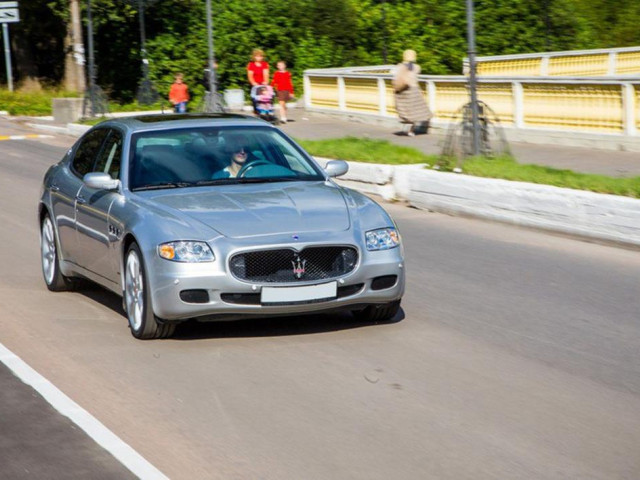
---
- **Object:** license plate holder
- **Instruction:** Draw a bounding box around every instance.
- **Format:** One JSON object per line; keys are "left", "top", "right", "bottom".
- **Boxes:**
{"left": 261, "top": 282, "right": 338, "bottom": 304}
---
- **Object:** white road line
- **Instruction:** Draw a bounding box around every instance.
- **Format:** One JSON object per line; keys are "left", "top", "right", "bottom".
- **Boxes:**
{"left": 0, "top": 342, "right": 169, "bottom": 480}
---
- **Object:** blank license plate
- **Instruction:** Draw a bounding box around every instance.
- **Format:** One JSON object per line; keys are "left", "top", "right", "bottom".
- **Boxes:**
{"left": 261, "top": 282, "right": 337, "bottom": 303}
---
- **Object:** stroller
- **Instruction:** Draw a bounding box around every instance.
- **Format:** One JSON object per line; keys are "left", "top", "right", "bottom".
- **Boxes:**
{"left": 250, "top": 85, "right": 279, "bottom": 124}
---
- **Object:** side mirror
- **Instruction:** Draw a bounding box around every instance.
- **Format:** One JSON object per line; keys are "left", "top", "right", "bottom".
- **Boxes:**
{"left": 83, "top": 172, "right": 120, "bottom": 191}
{"left": 324, "top": 160, "right": 349, "bottom": 178}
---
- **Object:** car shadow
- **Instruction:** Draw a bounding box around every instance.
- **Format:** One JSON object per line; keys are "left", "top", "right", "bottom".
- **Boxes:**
{"left": 173, "top": 308, "right": 405, "bottom": 340}
{"left": 75, "top": 281, "right": 125, "bottom": 314}
{"left": 73, "top": 282, "right": 405, "bottom": 340}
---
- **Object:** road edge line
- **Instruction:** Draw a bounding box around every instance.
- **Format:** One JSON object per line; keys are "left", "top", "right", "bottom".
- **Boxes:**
{"left": 0, "top": 342, "right": 169, "bottom": 480}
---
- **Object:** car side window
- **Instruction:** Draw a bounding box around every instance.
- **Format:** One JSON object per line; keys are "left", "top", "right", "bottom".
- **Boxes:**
{"left": 72, "top": 129, "right": 109, "bottom": 177}
{"left": 94, "top": 130, "right": 123, "bottom": 179}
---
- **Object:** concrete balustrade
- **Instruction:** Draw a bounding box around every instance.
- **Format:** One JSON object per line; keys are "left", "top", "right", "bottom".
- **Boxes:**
{"left": 468, "top": 46, "right": 640, "bottom": 77}
{"left": 304, "top": 67, "right": 640, "bottom": 147}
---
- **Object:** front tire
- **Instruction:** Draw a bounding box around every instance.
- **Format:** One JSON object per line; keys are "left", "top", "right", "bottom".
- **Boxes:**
{"left": 40, "top": 214, "right": 74, "bottom": 291}
{"left": 124, "top": 243, "right": 175, "bottom": 339}
{"left": 354, "top": 300, "right": 401, "bottom": 323}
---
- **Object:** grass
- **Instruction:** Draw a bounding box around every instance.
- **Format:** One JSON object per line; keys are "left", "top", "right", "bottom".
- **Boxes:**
{"left": 298, "top": 136, "right": 640, "bottom": 199}
{"left": 0, "top": 89, "right": 167, "bottom": 117}
{"left": 296, "top": 136, "right": 437, "bottom": 165}
{"left": 0, "top": 89, "right": 80, "bottom": 116}
{"left": 462, "top": 155, "right": 640, "bottom": 198}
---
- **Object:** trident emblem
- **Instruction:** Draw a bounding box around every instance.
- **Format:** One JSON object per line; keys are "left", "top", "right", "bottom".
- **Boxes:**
{"left": 292, "top": 256, "right": 306, "bottom": 279}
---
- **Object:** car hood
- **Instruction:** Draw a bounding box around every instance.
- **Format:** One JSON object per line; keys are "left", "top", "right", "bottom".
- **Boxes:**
{"left": 148, "top": 181, "right": 351, "bottom": 238}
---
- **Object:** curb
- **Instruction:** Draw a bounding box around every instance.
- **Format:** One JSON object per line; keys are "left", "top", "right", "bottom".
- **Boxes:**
{"left": 316, "top": 157, "right": 640, "bottom": 248}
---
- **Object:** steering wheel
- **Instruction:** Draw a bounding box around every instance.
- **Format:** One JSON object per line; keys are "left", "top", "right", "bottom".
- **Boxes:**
{"left": 237, "top": 159, "right": 273, "bottom": 178}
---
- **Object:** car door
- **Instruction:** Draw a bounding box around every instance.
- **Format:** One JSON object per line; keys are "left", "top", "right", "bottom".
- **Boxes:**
{"left": 75, "top": 128, "right": 124, "bottom": 283}
{"left": 50, "top": 129, "right": 109, "bottom": 264}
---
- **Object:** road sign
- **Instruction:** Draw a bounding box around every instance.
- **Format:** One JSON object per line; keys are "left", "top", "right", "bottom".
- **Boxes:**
{"left": 0, "top": 1, "right": 18, "bottom": 24}
{"left": 0, "top": 9, "right": 18, "bottom": 23}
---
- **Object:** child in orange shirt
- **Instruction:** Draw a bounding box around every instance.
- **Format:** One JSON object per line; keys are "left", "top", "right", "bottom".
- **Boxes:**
{"left": 169, "top": 73, "right": 189, "bottom": 113}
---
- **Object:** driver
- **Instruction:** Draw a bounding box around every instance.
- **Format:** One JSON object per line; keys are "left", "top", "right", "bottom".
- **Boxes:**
{"left": 211, "top": 134, "right": 252, "bottom": 179}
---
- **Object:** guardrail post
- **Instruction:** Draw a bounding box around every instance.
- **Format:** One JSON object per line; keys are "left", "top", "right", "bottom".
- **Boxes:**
{"left": 541, "top": 55, "right": 550, "bottom": 76}
{"left": 622, "top": 83, "right": 637, "bottom": 136}
{"left": 513, "top": 81, "right": 524, "bottom": 128}
{"left": 337, "top": 76, "right": 346, "bottom": 111}
{"left": 608, "top": 52, "right": 617, "bottom": 75}
{"left": 303, "top": 74, "right": 312, "bottom": 109}
{"left": 377, "top": 77, "right": 387, "bottom": 115}
{"left": 427, "top": 81, "right": 436, "bottom": 116}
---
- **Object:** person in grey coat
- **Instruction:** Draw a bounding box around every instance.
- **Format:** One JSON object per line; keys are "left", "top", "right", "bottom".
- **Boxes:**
{"left": 393, "top": 49, "right": 433, "bottom": 136}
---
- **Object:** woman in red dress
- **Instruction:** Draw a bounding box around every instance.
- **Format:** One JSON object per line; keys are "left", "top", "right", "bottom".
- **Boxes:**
{"left": 247, "top": 49, "right": 269, "bottom": 114}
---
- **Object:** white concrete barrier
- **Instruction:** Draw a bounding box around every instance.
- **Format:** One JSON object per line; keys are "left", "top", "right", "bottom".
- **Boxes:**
{"left": 316, "top": 157, "right": 640, "bottom": 248}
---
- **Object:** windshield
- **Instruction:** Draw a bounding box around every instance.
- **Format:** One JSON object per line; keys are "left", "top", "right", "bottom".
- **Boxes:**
{"left": 128, "top": 126, "right": 324, "bottom": 191}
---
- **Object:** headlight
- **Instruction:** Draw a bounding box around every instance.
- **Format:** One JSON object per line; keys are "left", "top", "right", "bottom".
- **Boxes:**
{"left": 365, "top": 228, "right": 400, "bottom": 251}
{"left": 158, "top": 241, "right": 214, "bottom": 262}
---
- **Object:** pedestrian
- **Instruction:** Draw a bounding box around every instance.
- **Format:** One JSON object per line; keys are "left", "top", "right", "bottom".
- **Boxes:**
{"left": 247, "top": 49, "right": 269, "bottom": 87}
{"left": 169, "top": 73, "right": 189, "bottom": 113}
{"left": 392, "top": 50, "right": 432, "bottom": 136}
{"left": 247, "top": 49, "right": 269, "bottom": 115}
{"left": 271, "top": 60, "right": 295, "bottom": 123}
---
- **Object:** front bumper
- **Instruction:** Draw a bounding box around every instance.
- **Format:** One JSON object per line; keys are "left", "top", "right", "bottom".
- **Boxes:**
{"left": 146, "top": 237, "right": 405, "bottom": 321}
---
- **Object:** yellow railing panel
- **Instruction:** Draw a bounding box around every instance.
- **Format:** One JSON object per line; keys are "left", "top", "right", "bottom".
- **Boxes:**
{"left": 477, "top": 58, "right": 542, "bottom": 76}
{"left": 616, "top": 52, "right": 640, "bottom": 75}
{"left": 344, "top": 78, "right": 379, "bottom": 113}
{"left": 434, "top": 83, "right": 468, "bottom": 121}
{"left": 385, "top": 80, "right": 397, "bottom": 116}
{"left": 476, "top": 84, "right": 514, "bottom": 124}
{"left": 309, "top": 76, "right": 339, "bottom": 109}
{"left": 636, "top": 85, "right": 640, "bottom": 131}
{"left": 548, "top": 54, "right": 609, "bottom": 76}
{"left": 523, "top": 84, "right": 623, "bottom": 132}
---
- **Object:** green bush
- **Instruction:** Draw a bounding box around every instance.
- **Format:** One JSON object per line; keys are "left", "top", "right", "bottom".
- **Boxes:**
{"left": 0, "top": 90, "right": 79, "bottom": 116}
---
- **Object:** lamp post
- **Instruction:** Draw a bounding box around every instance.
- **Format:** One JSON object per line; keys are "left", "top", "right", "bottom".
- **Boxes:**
{"left": 134, "top": 0, "right": 158, "bottom": 105}
{"left": 381, "top": 0, "right": 387, "bottom": 64}
{"left": 205, "top": 0, "right": 216, "bottom": 96}
{"left": 465, "top": 0, "right": 480, "bottom": 156}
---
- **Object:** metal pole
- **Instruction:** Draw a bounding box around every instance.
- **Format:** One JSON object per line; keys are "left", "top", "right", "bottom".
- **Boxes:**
{"left": 466, "top": 0, "right": 481, "bottom": 156}
{"left": 2, "top": 23, "right": 13, "bottom": 92}
{"left": 70, "top": 0, "right": 86, "bottom": 91}
{"left": 205, "top": 0, "right": 217, "bottom": 98}
{"left": 86, "top": 0, "right": 96, "bottom": 116}
{"left": 381, "top": 0, "right": 387, "bottom": 64}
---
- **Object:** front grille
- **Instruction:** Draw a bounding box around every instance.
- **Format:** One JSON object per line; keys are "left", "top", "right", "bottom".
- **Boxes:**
{"left": 229, "top": 246, "right": 358, "bottom": 283}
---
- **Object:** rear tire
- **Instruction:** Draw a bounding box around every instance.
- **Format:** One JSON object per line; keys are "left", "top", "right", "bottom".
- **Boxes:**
{"left": 124, "top": 243, "right": 176, "bottom": 339}
{"left": 40, "top": 214, "right": 74, "bottom": 292}
{"left": 354, "top": 300, "right": 401, "bottom": 323}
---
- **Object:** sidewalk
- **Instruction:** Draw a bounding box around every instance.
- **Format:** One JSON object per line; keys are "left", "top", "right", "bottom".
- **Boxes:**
{"left": 279, "top": 109, "right": 640, "bottom": 178}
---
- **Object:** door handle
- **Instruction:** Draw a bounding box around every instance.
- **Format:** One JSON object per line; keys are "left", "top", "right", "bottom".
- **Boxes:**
{"left": 75, "top": 195, "right": 86, "bottom": 205}
{"left": 50, "top": 184, "right": 60, "bottom": 192}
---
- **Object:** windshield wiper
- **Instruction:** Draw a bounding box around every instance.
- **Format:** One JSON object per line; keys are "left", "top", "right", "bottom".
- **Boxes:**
{"left": 131, "top": 181, "right": 194, "bottom": 191}
{"left": 233, "top": 176, "right": 301, "bottom": 184}
{"left": 194, "top": 179, "right": 235, "bottom": 186}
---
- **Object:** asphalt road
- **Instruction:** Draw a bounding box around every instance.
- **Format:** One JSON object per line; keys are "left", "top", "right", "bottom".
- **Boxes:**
{"left": 1, "top": 121, "right": 639, "bottom": 479}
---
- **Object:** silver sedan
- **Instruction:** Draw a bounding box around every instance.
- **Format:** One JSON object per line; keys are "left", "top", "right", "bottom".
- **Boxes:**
{"left": 39, "top": 115, "right": 405, "bottom": 339}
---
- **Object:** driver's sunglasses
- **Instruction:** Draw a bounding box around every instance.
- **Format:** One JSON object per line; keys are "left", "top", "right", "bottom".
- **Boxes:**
{"left": 235, "top": 148, "right": 247, "bottom": 155}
